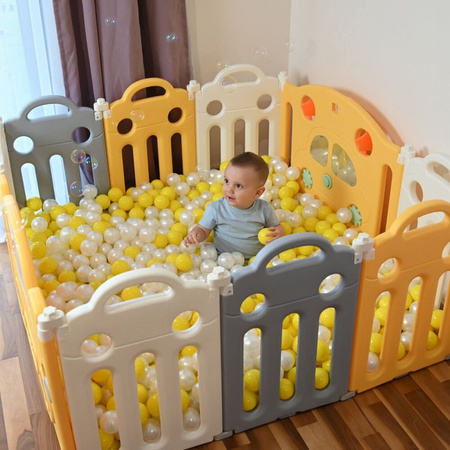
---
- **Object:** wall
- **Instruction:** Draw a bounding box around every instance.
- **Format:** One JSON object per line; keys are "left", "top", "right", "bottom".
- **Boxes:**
{"left": 288, "top": 0, "right": 450, "bottom": 157}
{"left": 186, "top": 0, "right": 291, "bottom": 85}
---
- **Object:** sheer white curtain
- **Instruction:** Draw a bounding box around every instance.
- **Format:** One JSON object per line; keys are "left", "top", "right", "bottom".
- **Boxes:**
{"left": 0, "top": 0, "right": 65, "bottom": 121}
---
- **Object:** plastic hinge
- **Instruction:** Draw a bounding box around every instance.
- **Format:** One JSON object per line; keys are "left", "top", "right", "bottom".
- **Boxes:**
{"left": 397, "top": 144, "right": 416, "bottom": 165}
{"left": 352, "top": 232, "right": 375, "bottom": 264}
{"left": 37, "top": 306, "right": 66, "bottom": 341}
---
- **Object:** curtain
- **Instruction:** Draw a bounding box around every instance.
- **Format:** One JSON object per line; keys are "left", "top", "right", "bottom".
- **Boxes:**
{"left": 52, "top": 0, "right": 191, "bottom": 107}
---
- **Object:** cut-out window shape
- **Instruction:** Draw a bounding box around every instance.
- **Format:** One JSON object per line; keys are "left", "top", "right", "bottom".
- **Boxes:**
{"left": 206, "top": 100, "right": 223, "bottom": 116}
{"left": 240, "top": 293, "right": 266, "bottom": 314}
{"left": 234, "top": 119, "right": 245, "bottom": 154}
{"left": 310, "top": 135, "right": 328, "bottom": 167}
{"left": 431, "top": 161, "right": 450, "bottom": 182}
{"left": 131, "top": 86, "right": 166, "bottom": 101}
{"left": 81, "top": 333, "right": 112, "bottom": 358}
{"left": 257, "top": 94, "right": 273, "bottom": 110}
{"left": 355, "top": 129, "right": 373, "bottom": 156}
{"left": 301, "top": 96, "right": 315, "bottom": 120}
{"left": 377, "top": 258, "right": 398, "bottom": 278}
{"left": 72, "top": 127, "right": 91, "bottom": 144}
{"left": 13, "top": 135, "right": 34, "bottom": 154}
{"left": 21, "top": 163, "right": 40, "bottom": 199}
{"left": 319, "top": 274, "right": 342, "bottom": 295}
{"left": 331, "top": 144, "right": 357, "bottom": 187}
{"left": 172, "top": 310, "right": 199, "bottom": 333}
{"left": 221, "top": 75, "right": 237, "bottom": 92}
{"left": 243, "top": 327, "right": 261, "bottom": 411}
{"left": 168, "top": 107, "right": 183, "bottom": 123}
{"left": 258, "top": 119, "right": 269, "bottom": 156}
{"left": 332, "top": 103, "right": 339, "bottom": 113}
{"left": 117, "top": 118, "right": 133, "bottom": 135}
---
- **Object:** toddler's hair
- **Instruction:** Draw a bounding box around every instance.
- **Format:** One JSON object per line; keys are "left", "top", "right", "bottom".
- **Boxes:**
{"left": 228, "top": 152, "right": 269, "bottom": 183}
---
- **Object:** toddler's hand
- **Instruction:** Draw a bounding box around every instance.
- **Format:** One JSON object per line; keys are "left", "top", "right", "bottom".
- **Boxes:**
{"left": 265, "top": 224, "right": 286, "bottom": 243}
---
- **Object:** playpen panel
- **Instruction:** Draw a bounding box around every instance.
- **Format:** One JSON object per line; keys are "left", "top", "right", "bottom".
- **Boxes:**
{"left": 398, "top": 151, "right": 450, "bottom": 227}
{"left": 54, "top": 268, "right": 223, "bottom": 450}
{"left": 3, "top": 96, "right": 110, "bottom": 205}
{"left": 350, "top": 200, "right": 450, "bottom": 393}
{"left": 195, "top": 64, "right": 281, "bottom": 169}
{"left": 103, "top": 78, "right": 196, "bottom": 191}
{"left": 0, "top": 179, "right": 76, "bottom": 450}
{"left": 280, "top": 83, "right": 404, "bottom": 237}
{"left": 220, "top": 234, "right": 361, "bottom": 433}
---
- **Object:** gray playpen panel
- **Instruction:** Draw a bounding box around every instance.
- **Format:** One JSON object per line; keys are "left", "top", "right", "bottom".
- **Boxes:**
{"left": 4, "top": 95, "right": 110, "bottom": 205}
{"left": 220, "top": 233, "right": 361, "bottom": 434}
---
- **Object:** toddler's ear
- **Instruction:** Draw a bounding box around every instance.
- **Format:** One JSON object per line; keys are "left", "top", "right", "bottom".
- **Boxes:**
{"left": 255, "top": 186, "right": 265, "bottom": 198}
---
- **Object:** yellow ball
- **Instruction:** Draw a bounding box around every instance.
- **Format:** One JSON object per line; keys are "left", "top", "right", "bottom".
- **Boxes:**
{"left": 169, "top": 199, "right": 182, "bottom": 212}
{"left": 26, "top": 196, "right": 43, "bottom": 211}
{"left": 180, "top": 389, "right": 190, "bottom": 410}
{"left": 171, "top": 222, "right": 187, "bottom": 236}
{"left": 320, "top": 308, "right": 335, "bottom": 328}
{"left": 147, "top": 393, "right": 160, "bottom": 418}
{"left": 220, "top": 160, "right": 229, "bottom": 171}
{"left": 172, "top": 315, "right": 191, "bottom": 331}
{"left": 161, "top": 186, "right": 176, "bottom": 200}
{"left": 316, "top": 340, "right": 330, "bottom": 363}
{"left": 121, "top": 286, "right": 142, "bottom": 301}
{"left": 138, "top": 192, "right": 153, "bottom": 208}
{"left": 68, "top": 216, "right": 85, "bottom": 230}
{"left": 135, "top": 357, "right": 146, "bottom": 379}
{"left": 118, "top": 195, "right": 134, "bottom": 211}
{"left": 317, "top": 205, "right": 333, "bottom": 220}
{"left": 377, "top": 295, "right": 390, "bottom": 308}
{"left": 111, "top": 259, "right": 130, "bottom": 275}
{"left": 43, "top": 279, "right": 60, "bottom": 294}
{"left": 426, "top": 330, "right": 438, "bottom": 350}
{"left": 167, "top": 230, "right": 183, "bottom": 245}
{"left": 279, "top": 378, "right": 294, "bottom": 400}
{"left": 409, "top": 284, "right": 421, "bottom": 302}
{"left": 187, "top": 189, "right": 200, "bottom": 201}
{"left": 151, "top": 179, "right": 165, "bottom": 190}
{"left": 30, "top": 241, "right": 47, "bottom": 259}
{"left": 128, "top": 206, "right": 145, "bottom": 219}
{"left": 153, "top": 233, "right": 169, "bottom": 249}
{"left": 243, "top": 389, "right": 257, "bottom": 411}
{"left": 58, "top": 270, "right": 77, "bottom": 283}
{"left": 297, "top": 245, "right": 314, "bottom": 257}
{"left": 139, "top": 402, "right": 149, "bottom": 424}
{"left": 287, "top": 367, "right": 296, "bottom": 385}
{"left": 397, "top": 341, "right": 406, "bottom": 359}
{"left": 281, "top": 222, "right": 292, "bottom": 235}
{"left": 106, "top": 395, "right": 116, "bottom": 410}
{"left": 108, "top": 187, "right": 123, "bottom": 202}
{"left": 304, "top": 217, "right": 319, "bottom": 232}
{"left": 332, "top": 222, "right": 347, "bottom": 236}
{"left": 322, "top": 228, "right": 339, "bottom": 243}
{"left": 374, "top": 306, "right": 388, "bottom": 326}
{"left": 244, "top": 369, "right": 260, "bottom": 392}
{"left": 315, "top": 367, "right": 329, "bottom": 389}
{"left": 181, "top": 345, "right": 197, "bottom": 357}
{"left": 325, "top": 213, "right": 338, "bottom": 225}
{"left": 322, "top": 359, "right": 332, "bottom": 372}
{"left": 38, "top": 256, "right": 58, "bottom": 274}
{"left": 175, "top": 254, "right": 193, "bottom": 272}
{"left": 286, "top": 180, "right": 300, "bottom": 194}
{"left": 315, "top": 220, "right": 331, "bottom": 235}
{"left": 111, "top": 208, "right": 127, "bottom": 219}
{"left": 98, "top": 429, "right": 114, "bottom": 450}
{"left": 124, "top": 245, "right": 141, "bottom": 260}
{"left": 278, "top": 249, "right": 295, "bottom": 262}
{"left": 95, "top": 194, "right": 111, "bottom": 210}
{"left": 431, "top": 309, "right": 443, "bottom": 330}
{"left": 210, "top": 182, "right": 223, "bottom": 194}
{"left": 369, "top": 332, "right": 383, "bottom": 354}
{"left": 258, "top": 228, "right": 272, "bottom": 245}
{"left": 92, "top": 221, "right": 110, "bottom": 234}
{"left": 146, "top": 257, "right": 163, "bottom": 267}
{"left": 69, "top": 234, "right": 86, "bottom": 251}
{"left": 92, "top": 369, "right": 112, "bottom": 386}
{"left": 279, "top": 186, "right": 295, "bottom": 199}
{"left": 280, "top": 197, "right": 297, "bottom": 211}
{"left": 281, "top": 329, "right": 293, "bottom": 349}
{"left": 91, "top": 381, "right": 102, "bottom": 404}
{"left": 196, "top": 181, "right": 210, "bottom": 193}
{"left": 241, "top": 296, "right": 256, "bottom": 314}
{"left": 49, "top": 205, "right": 66, "bottom": 220}
{"left": 154, "top": 194, "right": 170, "bottom": 210}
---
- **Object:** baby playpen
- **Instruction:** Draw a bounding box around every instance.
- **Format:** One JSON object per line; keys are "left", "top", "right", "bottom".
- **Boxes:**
{"left": 0, "top": 64, "right": 449, "bottom": 450}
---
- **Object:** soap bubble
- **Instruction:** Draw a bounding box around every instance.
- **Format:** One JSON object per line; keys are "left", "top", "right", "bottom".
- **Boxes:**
{"left": 221, "top": 76, "right": 237, "bottom": 92}
{"left": 105, "top": 17, "right": 116, "bottom": 26}
{"left": 165, "top": 33, "right": 178, "bottom": 43}
{"left": 69, "top": 181, "right": 84, "bottom": 197}
{"left": 84, "top": 155, "right": 98, "bottom": 171}
{"left": 216, "top": 60, "right": 230, "bottom": 71}
{"left": 254, "top": 47, "right": 268, "bottom": 58}
{"left": 71, "top": 149, "right": 86, "bottom": 164}
{"left": 131, "top": 109, "right": 145, "bottom": 122}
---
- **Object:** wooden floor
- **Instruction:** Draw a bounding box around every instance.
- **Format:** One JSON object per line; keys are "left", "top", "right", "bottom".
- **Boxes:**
{"left": 0, "top": 241, "right": 449, "bottom": 450}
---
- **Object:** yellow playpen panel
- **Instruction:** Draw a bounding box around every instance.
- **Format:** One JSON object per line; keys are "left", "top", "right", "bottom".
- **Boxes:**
{"left": 103, "top": 78, "right": 197, "bottom": 192}
{"left": 349, "top": 199, "right": 450, "bottom": 392}
{"left": 280, "top": 83, "right": 404, "bottom": 237}
{"left": 0, "top": 173, "right": 76, "bottom": 450}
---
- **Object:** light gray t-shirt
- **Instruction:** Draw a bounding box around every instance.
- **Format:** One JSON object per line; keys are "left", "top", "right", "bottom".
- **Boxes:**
{"left": 199, "top": 197, "right": 279, "bottom": 259}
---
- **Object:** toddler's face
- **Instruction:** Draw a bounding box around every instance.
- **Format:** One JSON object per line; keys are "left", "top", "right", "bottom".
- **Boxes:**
{"left": 222, "top": 164, "right": 265, "bottom": 209}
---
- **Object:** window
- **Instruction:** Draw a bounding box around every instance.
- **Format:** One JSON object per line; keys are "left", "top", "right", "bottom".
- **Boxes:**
{"left": 0, "top": 0, "right": 65, "bottom": 121}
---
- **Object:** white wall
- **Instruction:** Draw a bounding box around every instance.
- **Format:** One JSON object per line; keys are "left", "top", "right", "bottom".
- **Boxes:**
{"left": 288, "top": 0, "right": 450, "bottom": 157}
{"left": 186, "top": 0, "right": 291, "bottom": 84}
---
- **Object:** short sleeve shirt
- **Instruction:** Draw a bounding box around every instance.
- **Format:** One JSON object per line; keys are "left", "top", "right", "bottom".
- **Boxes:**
{"left": 199, "top": 197, "right": 279, "bottom": 259}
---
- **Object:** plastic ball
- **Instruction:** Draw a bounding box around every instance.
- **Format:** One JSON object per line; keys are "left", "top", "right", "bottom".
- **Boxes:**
{"left": 243, "top": 389, "right": 257, "bottom": 411}
{"left": 286, "top": 166, "right": 300, "bottom": 180}
{"left": 280, "top": 350, "right": 295, "bottom": 372}
{"left": 314, "top": 367, "right": 329, "bottom": 389}
{"left": 217, "top": 252, "right": 234, "bottom": 269}
{"left": 367, "top": 351, "right": 379, "bottom": 372}
{"left": 431, "top": 309, "right": 443, "bottom": 330}
{"left": 279, "top": 378, "right": 294, "bottom": 400}
{"left": 142, "top": 418, "right": 161, "bottom": 442}
{"left": 99, "top": 410, "right": 119, "bottom": 434}
{"left": 183, "top": 407, "right": 200, "bottom": 431}
{"left": 426, "top": 330, "right": 438, "bottom": 350}
{"left": 336, "top": 207, "right": 352, "bottom": 223}
{"left": 258, "top": 228, "right": 272, "bottom": 245}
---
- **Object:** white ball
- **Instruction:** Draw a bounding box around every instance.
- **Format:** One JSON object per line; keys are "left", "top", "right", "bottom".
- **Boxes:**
{"left": 336, "top": 207, "right": 353, "bottom": 224}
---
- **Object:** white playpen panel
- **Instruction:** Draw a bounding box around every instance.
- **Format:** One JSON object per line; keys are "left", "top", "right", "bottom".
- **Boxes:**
{"left": 52, "top": 268, "right": 225, "bottom": 450}
{"left": 398, "top": 150, "right": 450, "bottom": 227}
{"left": 195, "top": 64, "right": 281, "bottom": 169}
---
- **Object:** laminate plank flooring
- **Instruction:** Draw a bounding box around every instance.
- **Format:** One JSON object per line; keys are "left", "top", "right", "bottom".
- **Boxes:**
{"left": 0, "top": 242, "right": 449, "bottom": 450}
